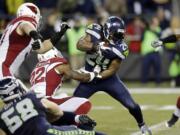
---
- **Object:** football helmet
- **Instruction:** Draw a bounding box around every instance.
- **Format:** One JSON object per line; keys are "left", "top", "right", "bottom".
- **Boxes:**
{"left": 0, "top": 77, "right": 27, "bottom": 103}
{"left": 103, "top": 16, "right": 125, "bottom": 44}
{"left": 38, "top": 47, "right": 63, "bottom": 61}
{"left": 17, "top": 3, "right": 41, "bottom": 25}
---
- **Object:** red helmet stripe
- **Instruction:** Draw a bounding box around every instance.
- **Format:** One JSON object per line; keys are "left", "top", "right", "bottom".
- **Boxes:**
{"left": 27, "top": 5, "right": 37, "bottom": 14}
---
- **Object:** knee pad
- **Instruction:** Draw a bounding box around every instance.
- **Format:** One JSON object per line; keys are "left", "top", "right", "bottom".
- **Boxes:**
{"left": 176, "top": 96, "right": 180, "bottom": 109}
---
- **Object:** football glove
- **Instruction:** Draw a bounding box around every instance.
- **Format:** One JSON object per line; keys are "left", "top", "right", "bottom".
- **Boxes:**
{"left": 76, "top": 115, "right": 97, "bottom": 130}
{"left": 151, "top": 40, "right": 163, "bottom": 48}
{"left": 31, "top": 39, "right": 42, "bottom": 50}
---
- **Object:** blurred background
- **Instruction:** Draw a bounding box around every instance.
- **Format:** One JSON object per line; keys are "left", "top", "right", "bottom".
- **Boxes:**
{"left": 0, "top": 0, "right": 180, "bottom": 87}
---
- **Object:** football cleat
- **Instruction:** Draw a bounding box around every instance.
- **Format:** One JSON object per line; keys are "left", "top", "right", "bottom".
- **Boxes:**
{"left": 166, "top": 114, "right": 179, "bottom": 127}
{"left": 77, "top": 115, "right": 97, "bottom": 130}
{"left": 140, "top": 125, "right": 152, "bottom": 135}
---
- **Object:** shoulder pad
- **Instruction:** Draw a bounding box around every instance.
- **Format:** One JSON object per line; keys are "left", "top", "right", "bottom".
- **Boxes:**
{"left": 86, "top": 23, "right": 102, "bottom": 40}
{"left": 112, "top": 42, "right": 129, "bottom": 60}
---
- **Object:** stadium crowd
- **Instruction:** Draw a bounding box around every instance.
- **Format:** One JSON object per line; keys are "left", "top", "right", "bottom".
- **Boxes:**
{"left": 0, "top": 0, "right": 180, "bottom": 87}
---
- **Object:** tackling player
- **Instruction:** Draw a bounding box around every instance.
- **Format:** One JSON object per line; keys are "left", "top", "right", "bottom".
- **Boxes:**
{"left": 73, "top": 16, "right": 152, "bottom": 135}
{"left": 30, "top": 47, "right": 97, "bottom": 114}
{"left": 0, "top": 3, "right": 68, "bottom": 79}
{"left": 0, "top": 77, "right": 104, "bottom": 135}
{"left": 151, "top": 33, "right": 180, "bottom": 127}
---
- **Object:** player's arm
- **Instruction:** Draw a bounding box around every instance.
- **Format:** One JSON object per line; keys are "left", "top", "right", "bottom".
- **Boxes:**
{"left": 0, "top": 129, "right": 6, "bottom": 135}
{"left": 41, "top": 98, "right": 63, "bottom": 122}
{"left": 151, "top": 34, "right": 180, "bottom": 48}
{"left": 77, "top": 34, "right": 98, "bottom": 52}
{"left": 55, "top": 64, "right": 95, "bottom": 82}
{"left": 98, "top": 59, "right": 121, "bottom": 79}
{"left": 17, "top": 21, "right": 53, "bottom": 53}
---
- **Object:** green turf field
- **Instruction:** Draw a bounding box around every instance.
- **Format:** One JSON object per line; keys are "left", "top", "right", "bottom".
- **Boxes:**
{"left": 1, "top": 86, "right": 180, "bottom": 135}
{"left": 88, "top": 90, "right": 180, "bottom": 135}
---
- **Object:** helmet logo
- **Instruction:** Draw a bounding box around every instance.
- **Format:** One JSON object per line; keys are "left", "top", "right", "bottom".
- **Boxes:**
{"left": 27, "top": 5, "right": 38, "bottom": 14}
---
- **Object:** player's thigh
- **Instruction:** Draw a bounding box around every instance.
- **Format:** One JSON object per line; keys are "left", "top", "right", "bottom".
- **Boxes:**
{"left": 73, "top": 83, "right": 96, "bottom": 98}
{"left": 105, "top": 79, "right": 137, "bottom": 108}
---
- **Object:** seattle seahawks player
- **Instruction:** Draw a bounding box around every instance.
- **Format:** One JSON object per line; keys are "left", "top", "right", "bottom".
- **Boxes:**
{"left": 0, "top": 77, "right": 105, "bottom": 135}
{"left": 73, "top": 16, "right": 152, "bottom": 135}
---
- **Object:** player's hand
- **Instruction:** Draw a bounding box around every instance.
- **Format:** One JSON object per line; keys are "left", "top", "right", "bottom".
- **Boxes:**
{"left": 60, "top": 22, "right": 70, "bottom": 34}
{"left": 151, "top": 40, "right": 163, "bottom": 48}
{"left": 31, "top": 39, "right": 42, "bottom": 50}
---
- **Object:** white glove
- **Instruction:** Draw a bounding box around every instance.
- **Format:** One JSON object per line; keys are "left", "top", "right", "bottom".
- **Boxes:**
{"left": 151, "top": 40, "right": 163, "bottom": 48}
{"left": 76, "top": 68, "right": 96, "bottom": 82}
{"left": 93, "top": 65, "right": 102, "bottom": 79}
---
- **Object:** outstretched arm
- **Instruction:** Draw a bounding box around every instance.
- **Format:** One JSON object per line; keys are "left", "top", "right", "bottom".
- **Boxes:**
{"left": 55, "top": 64, "right": 95, "bottom": 82}
{"left": 151, "top": 34, "right": 180, "bottom": 48}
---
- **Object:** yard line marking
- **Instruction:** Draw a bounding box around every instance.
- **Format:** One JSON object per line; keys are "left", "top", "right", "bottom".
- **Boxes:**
{"left": 131, "top": 121, "right": 167, "bottom": 135}
{"left": 92, "top": 106, "right": 114, "bottom": 110}
{"left": 92, "top": 105, "right": 176, "bottom": 111}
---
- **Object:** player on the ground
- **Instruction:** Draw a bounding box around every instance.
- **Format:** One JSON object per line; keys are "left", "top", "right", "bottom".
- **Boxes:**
{"left": 0, "top": 77, "right": 105, "bottom": 135}
{"left": 0, "top": 2, "right": 68, "bottom": 79}
{"left": 30, "top": 47, "right": 97, "bottom": 114}
{"left": 151, "top": 33, "right": 180, "bottom": 127}
{"left": 73, "top": 16, "right": 152, "bottom": 135}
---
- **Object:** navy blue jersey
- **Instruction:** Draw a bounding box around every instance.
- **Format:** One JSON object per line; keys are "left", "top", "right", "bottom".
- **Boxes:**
{"left": 0, "top": 92, "right": 51, "bottom": 135}
{"left": 85, "top": 23, "right": 129, "bottom": 72}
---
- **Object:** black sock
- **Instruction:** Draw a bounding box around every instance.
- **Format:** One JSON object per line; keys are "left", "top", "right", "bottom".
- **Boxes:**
{"left": 168, "top": 114, "right": 179, "bottom": 124}
{"left": 129, "top": 104, "right": 144, "bottom": 127}
{"left": 52, "top": 111, "right": 76, "bottom": 126}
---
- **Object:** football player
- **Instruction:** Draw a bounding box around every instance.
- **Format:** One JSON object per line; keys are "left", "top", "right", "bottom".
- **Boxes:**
{"left": 0, "top": 77, "right": 105, "bottom": 135}
{"left": 73, "top": 16, "right": 152, "bottom": 135}
{"left": 151, "top": 34, "right": 180, "bottom": 127}
{"left": 30, "top": 47, "right": 97, "bottom": 114}
{"left": 0, "top": 3, "right": 68, "bottom": 79}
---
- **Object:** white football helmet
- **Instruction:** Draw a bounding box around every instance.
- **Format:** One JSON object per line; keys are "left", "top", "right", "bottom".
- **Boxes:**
{"left": 38, "top": 47, "right": 63, "bottom": 61}
{"left": 17, "top": 3, "right": 41, "bottom": 25}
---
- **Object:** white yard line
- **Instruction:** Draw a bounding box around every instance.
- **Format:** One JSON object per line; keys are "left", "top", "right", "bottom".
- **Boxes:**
{"left": 131, "top": 121, "right": 167, "bottom": 135}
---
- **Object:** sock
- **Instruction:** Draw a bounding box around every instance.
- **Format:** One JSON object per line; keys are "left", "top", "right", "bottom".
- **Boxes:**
{"left": 129, "top": 104, "right": 144, "bottom": 127}
{"left": 52, "top": 111, "right": 76, "bottom": 126}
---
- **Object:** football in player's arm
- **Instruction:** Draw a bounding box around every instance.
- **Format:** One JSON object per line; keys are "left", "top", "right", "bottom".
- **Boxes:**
{"left": 77, "top": 30, "right": 122, "bottom": 79}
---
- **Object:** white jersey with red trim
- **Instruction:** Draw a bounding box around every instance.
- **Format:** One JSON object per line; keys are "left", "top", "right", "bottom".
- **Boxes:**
{"left": 30, "top": 57, "right": 67, "bottom": 98}
{"left": 0, "top": 16, "right": 37, "bottom": 78}
{"left": 30, "top": 57, "right": 92, "bottom": 114}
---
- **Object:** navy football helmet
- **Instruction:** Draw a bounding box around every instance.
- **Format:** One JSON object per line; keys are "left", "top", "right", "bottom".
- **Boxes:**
{"left": 103, "top": 16, "right": 125, "bottom": 44}
{"left": 0, "top": 77, "right": 27, "bottom": 103}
